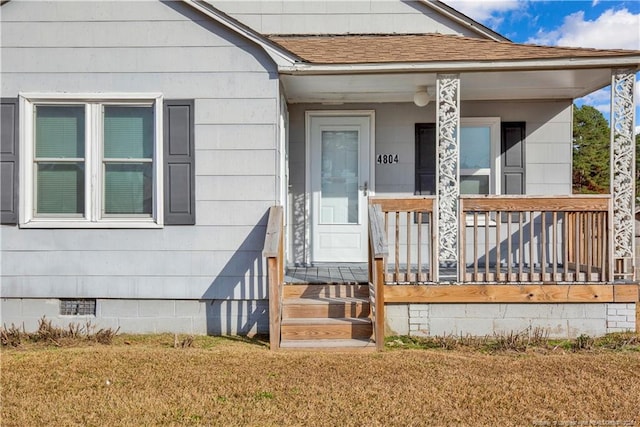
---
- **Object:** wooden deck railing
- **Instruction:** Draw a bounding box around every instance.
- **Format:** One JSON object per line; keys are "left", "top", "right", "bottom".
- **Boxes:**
{"left": 368, "top": 204, "right": 388, "bottom": 351}
{"left": 263, "top": 205, "right": 284, "bottom": 351}
{"left": 460, "top": 195, "right": 612, "bottom": 283}
{"left": 369, "top": 197, "right": 438, "bottom": 283}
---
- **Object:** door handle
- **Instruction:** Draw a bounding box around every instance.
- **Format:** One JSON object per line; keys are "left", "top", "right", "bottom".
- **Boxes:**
{"left": 359, "top": 181, "right": 368, "bottom": 197}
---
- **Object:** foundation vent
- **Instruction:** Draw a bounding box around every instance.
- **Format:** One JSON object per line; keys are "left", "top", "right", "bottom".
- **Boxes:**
{"left": 60, "top": 299, "right": 96, "bottom": 316}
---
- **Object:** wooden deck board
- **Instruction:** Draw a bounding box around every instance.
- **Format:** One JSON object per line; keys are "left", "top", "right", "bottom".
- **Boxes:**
{"left": 285, "top": 264, "right": 368, "bottom": 284}
{"left": 384, "top": 284, "right": 616, "bottom": 303}
{"left": 339, "top": 266, "right": 354, "bottom": 283}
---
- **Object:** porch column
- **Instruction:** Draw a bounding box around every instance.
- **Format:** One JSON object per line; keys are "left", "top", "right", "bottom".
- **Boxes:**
{"left": 610, "top": 69, "right": 636, "bottom": 280}
{"left": 436, "top": 73, "right": 461, "bottom": 280}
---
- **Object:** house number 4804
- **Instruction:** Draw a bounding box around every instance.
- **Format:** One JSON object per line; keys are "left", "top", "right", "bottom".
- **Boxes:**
{"left": 377, "top": 154, "right": 399, "bottom": 164}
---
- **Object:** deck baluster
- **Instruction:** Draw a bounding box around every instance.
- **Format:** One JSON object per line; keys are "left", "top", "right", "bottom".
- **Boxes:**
{"left": 459, "top": 196, "right": 611, "bottom": 284}
{"left": 369, "top": 197, "right": 437, "bottom": 284}
{"left": 417, "top": 212, "right": 423, "bottom": 281}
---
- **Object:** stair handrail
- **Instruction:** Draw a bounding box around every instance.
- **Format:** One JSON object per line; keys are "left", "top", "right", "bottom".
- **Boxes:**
{"left": 263, "top": 205, "right": 284, "bottom": 351}
{"left": 368, "top": 204, "right": 389, "bottom": 350}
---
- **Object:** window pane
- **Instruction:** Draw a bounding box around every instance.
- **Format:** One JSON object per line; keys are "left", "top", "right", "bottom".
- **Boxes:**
{"left": 35, "top": 106, "right": 85, "bottom": 158}
{"left": 104, "top": 163, "right": 152, "bottom": 215}
{"left": 36, "top": 163, "right": 85, "bottom": 214}
{"left": 320, "top": 130, "right": 359, "bottom": 224}
{"left": 460, "top": 126, "right": 490, "bottom": 169}
{"left": 104, "top": 106, "right": 154, "bottom": 159}
{"left": 460, "top": 175, "right": 489, "bottom": 195}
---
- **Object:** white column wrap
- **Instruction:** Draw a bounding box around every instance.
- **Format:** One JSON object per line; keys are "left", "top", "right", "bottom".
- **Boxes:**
{"left": 610, "top": 69, "right": 636, "bottom": 278}
{"left": 436, "top": 74, "right": 461, "bottom": 275}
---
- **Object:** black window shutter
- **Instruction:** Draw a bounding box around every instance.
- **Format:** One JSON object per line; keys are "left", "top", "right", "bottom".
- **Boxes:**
{"left": 1, "top": 98, "right": 19, "bottom": 225}
{"left": 163, "top": 100, "right": 195, "bottom": 225}
{"left": 415, "top": 123, "right": 437, "bottom": 195}
{"left": 501, "top": 122, "right": 526, "bottom": 195}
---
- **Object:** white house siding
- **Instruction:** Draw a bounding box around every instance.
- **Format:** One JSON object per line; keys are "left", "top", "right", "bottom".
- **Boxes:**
{"left": 214, "top": 0, "right": 481, "bottom": 37}
{"left": 287, "top": 100, "right": 573, "bottom": 264}
{"left": 0, "top": 1, "right": 281, "bottom": 334}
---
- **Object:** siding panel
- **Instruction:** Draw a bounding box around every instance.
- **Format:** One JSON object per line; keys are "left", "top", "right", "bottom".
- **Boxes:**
{"left": 0, "top": 0, "right": 279, "bottom": 302}
{"left": 1, "top": 275, "right": 268, "bottom": 300}
{"left": 2, "top": 73, "right": 278, "bottom": 99}
{"left": 196, "top": 99, "right": 278, "bottom": 125}
{"left": 3, "top": 47, "right": 270, "bottom": 73}
{"left": 196, "top": 124, "right": 276, "bottom": 150}
{"left": 0, "top": 21, "right": 255, "bottom": 48}
{"left": 196, "top": 176, "right": 277, "bottom": 201}
{"left": 2, "top": 250, "right": 266, "bottom": 277}
{"left": 196, "top": 150, "right": 276, "bottom": 176}
{"left": 0, "top": 225, "right": 268, "bottom": 252}
{"left": 217, "top": 0, "right": 479, "bottom": 36}
{"left": 196, "top": 201, "right": 273, "bottom": 226}
{"left": 0, "top": 1, "right": 193, "bottom": 22}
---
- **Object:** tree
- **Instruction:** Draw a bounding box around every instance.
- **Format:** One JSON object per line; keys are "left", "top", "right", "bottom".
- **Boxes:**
{"left": 572, "top": 105, "right": 610, "bottom": 194}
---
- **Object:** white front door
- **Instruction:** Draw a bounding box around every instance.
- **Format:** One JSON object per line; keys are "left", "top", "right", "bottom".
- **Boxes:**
{"left": 309, "top": 114, "right": 371, "bottom": 263}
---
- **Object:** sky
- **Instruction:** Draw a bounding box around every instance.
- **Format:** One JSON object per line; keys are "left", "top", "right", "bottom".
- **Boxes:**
{"left": 444, "top": 0, "right": 640, "bottom": 132}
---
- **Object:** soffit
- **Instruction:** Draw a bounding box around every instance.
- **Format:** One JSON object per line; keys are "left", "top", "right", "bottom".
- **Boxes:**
{"left": 281, "top": 68, "right": 618, "bottom": 103}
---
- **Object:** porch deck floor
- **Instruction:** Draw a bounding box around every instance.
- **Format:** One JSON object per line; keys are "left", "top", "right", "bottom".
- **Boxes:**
{"left": 285, "top": 263, "right": 369, "bottom": 284}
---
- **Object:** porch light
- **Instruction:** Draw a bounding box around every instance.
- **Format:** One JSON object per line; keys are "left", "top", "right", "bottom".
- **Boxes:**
{"left": 413, "top": 87, "right": 430, "bottom": 107}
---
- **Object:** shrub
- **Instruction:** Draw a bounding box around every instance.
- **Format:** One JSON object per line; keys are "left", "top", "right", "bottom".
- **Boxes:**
{"left": 1, "top": 316, "right": 119, "bottom": 347}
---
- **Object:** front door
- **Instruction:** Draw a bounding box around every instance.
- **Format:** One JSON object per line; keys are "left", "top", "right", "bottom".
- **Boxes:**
{"left": 309, "top": 114, "right": 371, "bottom": 263}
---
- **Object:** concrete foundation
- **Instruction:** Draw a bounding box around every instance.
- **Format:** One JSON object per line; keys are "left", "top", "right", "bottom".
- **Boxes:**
{"left": 0, "top": 298, "right": 269, "bottom": 336}
{"left": 387, "top": 302, "right": 636, "bottom": 338}
{"left": 2, "top": 298, "right": 635, "bottom": 338}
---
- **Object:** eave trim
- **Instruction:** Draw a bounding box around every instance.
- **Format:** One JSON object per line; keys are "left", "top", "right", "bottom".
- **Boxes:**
{"left": 279, "top": 57, "right": 640, "bottom": 75}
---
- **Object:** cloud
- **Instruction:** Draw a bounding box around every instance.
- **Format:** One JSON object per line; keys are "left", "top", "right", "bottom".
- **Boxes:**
{"left": 577, "top": 88, "right": 611, "bottom": 115}
{"left": 443, "top": 0, "right": 523, "bottom": 30}
{"left": 527, "top": 8, "right": 640, "bottom": 49}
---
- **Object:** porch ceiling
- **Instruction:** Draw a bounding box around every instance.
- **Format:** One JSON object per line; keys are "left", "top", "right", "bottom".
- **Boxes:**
{"left": 281, "top": 67, "right": 615, "bottom": 104}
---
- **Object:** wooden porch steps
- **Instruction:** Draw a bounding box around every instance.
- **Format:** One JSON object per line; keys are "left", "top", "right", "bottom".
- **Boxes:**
{"left": 283, "top": 283, "right": 369, "bottom": 298}
{"left": 280, "top": 338, "right": 376, "bottom": 351}
{"left": 282, "top": 297, "right": 370, "bottom": 318}
{"left": 280, "top": 283, "right": 374, "bottom": 350}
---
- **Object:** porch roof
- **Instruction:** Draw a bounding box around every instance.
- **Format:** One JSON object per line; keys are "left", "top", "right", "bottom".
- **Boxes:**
{"left": 268, "top": 33, "right": 640, "bottom": 65}
{"left": 270, "top": 34, "right": 639, "bottom": 104}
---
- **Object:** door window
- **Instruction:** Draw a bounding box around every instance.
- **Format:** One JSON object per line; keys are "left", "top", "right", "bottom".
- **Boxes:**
{"left": 320, "top": 130, "right": 359, "bottom": 224}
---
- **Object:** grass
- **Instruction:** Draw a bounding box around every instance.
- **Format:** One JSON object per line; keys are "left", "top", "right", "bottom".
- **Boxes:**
{"left": 385, "top": 328, "right": 640, "bottom": 353}
{"left": 2, "top": 331, "right": 640, "bottom": 427}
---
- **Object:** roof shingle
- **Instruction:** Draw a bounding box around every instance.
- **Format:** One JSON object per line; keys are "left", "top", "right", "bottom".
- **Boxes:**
{"left": 268, "top": 34, "right": 640, "bottom": 64}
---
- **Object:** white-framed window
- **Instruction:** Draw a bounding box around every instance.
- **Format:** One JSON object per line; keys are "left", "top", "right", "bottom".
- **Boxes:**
{"left": 459, "top": 117, "right": 501, "bottom": 226}
{"left": 19, "top": 93, "right": 164, "bottom": 228}
{"left": 459, "top": 117, "right": 501, "bottom": 195}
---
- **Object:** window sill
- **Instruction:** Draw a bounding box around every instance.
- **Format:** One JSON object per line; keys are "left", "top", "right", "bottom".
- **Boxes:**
{"left": 19, "top": 219, "right": 163, "bottom": 229}
{"left": 60, "top": 315, "right": 96, "bottom": 318}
